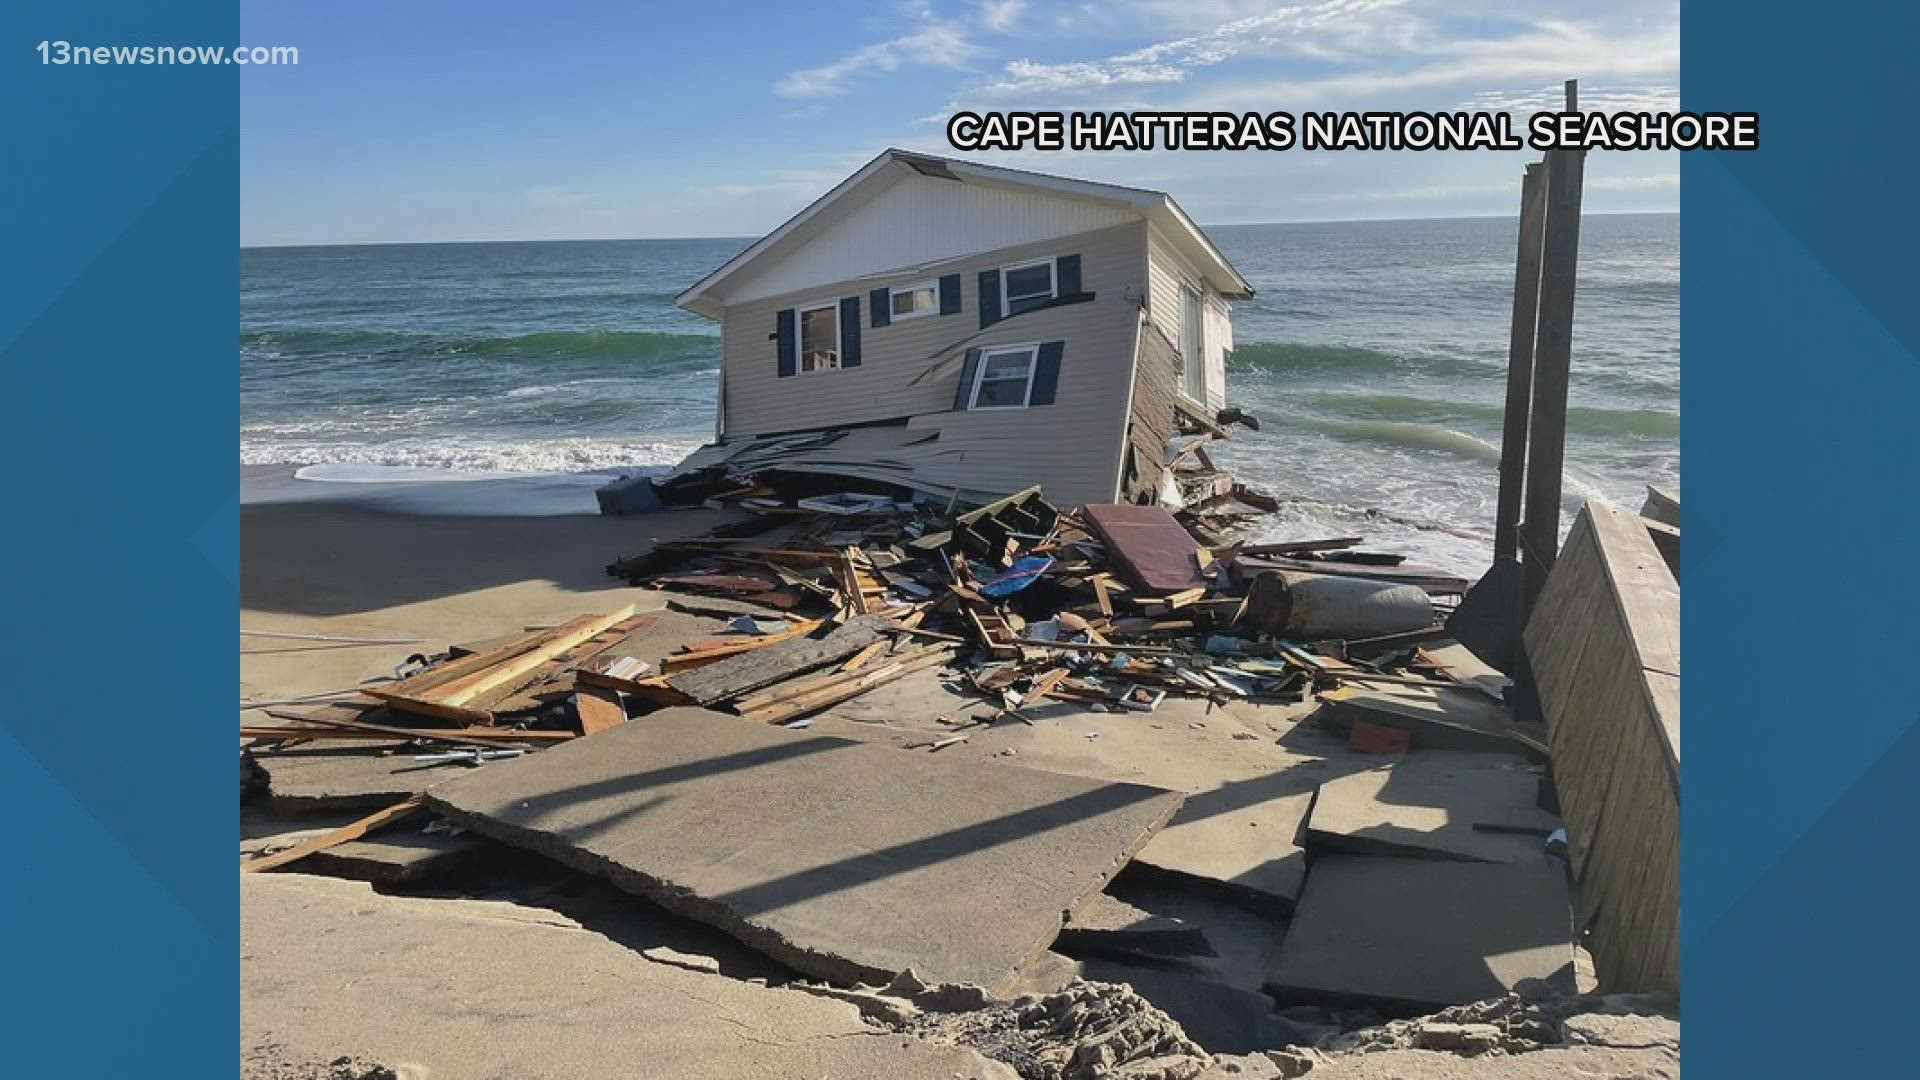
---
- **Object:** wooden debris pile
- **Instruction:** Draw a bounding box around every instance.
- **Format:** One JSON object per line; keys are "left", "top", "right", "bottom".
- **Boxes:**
{"left": 593, "top": 484, "right": 1483, "bottom": 728}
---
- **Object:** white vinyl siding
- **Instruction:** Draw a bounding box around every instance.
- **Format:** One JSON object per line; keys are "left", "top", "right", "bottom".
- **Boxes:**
{"left": 1147, "top": 225, "right": 1230, "bottom": 412}
{"left": 716, "top": 220, "right": 1148, "bottom": 505}
{"left": 724, "top": 171, "right": 1135, "bottom": 304}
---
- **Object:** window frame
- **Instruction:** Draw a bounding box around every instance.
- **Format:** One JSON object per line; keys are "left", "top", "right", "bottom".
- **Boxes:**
{"left": 1000, "top": 256, "right": 1058, "bottom": 314}
{"left": 796, "top": 301, "right": 842, "bottom": 373}
{"left": 888, "top": 279, "right": 940, "bottom": 322}
{"left": 967, "top": 343, "right": 1041, "bottom": 411}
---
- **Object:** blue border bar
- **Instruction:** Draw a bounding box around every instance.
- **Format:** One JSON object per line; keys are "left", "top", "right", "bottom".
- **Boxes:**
{"left": 1686, "top": 5, "right": 1920, "bottom": 1075}
{"left": 2, "top": 2, "right": 237, "bottom": 1073}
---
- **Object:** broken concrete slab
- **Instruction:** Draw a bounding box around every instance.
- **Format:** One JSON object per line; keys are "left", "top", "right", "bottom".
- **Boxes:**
{"left": 251, "top": 743, "right": 439, "bottom": 812}
{"left": 1078, "top": 959, "right": 1313, "bottom": 1056}
{"left": 241, "top": 816, "right": 493, "bottom": 886}
{"left": 1130, "top": 776, "right": 1315, "bottom": 914}
{"left": 1057, "top": 892, "right": 1214, "bottom": 960}
{"left": 1313, "top": 687, "right": 1521, "bottom": 754}
{"left": 1304, "top": 754, "right": 1558, "bottom": 864}
{"left": 426, "top": 708, "right": 1183, "bottom": 995}
{"left": 301, "top": 828, "right": 493, "bottom": 885}
{"left": 1266, "top": 855, "right": 1576, "bottom": 1014}
{"left": 242, "top": 873, "right": 1019, "bottom": 1080}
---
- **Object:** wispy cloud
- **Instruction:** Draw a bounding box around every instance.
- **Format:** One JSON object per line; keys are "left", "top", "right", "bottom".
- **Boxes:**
{"left": 971, "top": 0, "right": 1409, "bottom": 97}
{"left": 978, "top": 0, "right": 1027, "bottom": 33}
{"left": 1180, "top": 18, "right": 1679, "bottom": 111}
{"left": 1461, "top": 83, "right": 1680, "bottom": 114}
{"left": 775, "top": 15, "right": 981, "bottom": 98}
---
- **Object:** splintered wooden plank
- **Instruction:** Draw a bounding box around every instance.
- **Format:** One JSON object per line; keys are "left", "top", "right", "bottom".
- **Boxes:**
{"left": 242, "top": 725, "right": 570, "bottom": 743}
{"left": 242, "top": 795, "right": 425, "bottom": 873}
{"left": 663, "top": 616, "right": 892, "bottom": 706}
{"left": 661, "top": 619, "right": 823, "bottom": 672}
{"left": 738, "top": 644, "right": 957, "bottom": 725}
{"left": 471, "top": 614, "right": 656, "bottom": 714}
{"left": 370, "top": 607, "right": 635, "bottom": 714}
{"left": 257, "top": 708, "right": 537, "bottom": 750}
{"left": 573, "top": 687, "right": 628, "bottom": 735}
{"left": 1091, "top": 575, "right": 1115, "bottom": 617}
{"left": 373, "top": 627, "right": 554, "bottom": 700}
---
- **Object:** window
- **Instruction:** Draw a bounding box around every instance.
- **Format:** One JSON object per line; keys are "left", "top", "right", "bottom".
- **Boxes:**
{"left": 890, "top": 281, "right": 938, "bottom": 320}
{"left": 798, "top": 303, "right": 840, "bottom": 371}
{"left": 968, "top": 345, "right": 1038, "bottom": 409}
{"left": 1001, "top": 257, "right": 1057, "bottom": 315}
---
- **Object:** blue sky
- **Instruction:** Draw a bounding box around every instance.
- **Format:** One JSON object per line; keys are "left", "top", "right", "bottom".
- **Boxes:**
{"left": 241, "top": 1, "right": 1679, "bottom": 246}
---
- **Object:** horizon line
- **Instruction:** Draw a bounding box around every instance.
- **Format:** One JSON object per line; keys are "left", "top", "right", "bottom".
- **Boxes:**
{"left": 240, "top": 208, "right": 1679, "bottom": 250}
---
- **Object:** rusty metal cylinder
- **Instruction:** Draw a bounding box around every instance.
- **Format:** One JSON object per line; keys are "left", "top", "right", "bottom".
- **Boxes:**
{"left": 1244, "top": 570, "right": 1433, "bottom": 640}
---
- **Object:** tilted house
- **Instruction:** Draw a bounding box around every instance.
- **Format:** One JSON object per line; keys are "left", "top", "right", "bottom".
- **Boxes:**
{"left": 669, "top": 149, "right": 1253, "bottom": 508}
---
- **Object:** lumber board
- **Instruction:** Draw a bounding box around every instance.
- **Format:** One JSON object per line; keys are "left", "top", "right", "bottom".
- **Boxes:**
{"left": 425, "top": 607, "right": 637, "bottom": 707}
{"left": 471, "top": 614, "right": 656, "bottom": 713}
{"left": 373, "top": 627, "right": 552, "bottom": 700}
{"left": 731, "top": 642, "right": 939, "bottom": 714}
{"left": 242, "top": 796, "right": 425, "bottom": 873}
{"left": 573, "top": 687, "right": 628, "bottom": 736}
{"left": 664, "top": 616, "right": 891, "bottom": 706}
{"left": 243, "top": 725, "right": 569, "bottom": 743}
{"left": 739, "top": 645, "right": 957, "bottom": 724}
{"left": 258, "top": 709, "right": 537, "bottom": 750}
{"left": 660, "top": 619, "right": 823, "bottom": 671}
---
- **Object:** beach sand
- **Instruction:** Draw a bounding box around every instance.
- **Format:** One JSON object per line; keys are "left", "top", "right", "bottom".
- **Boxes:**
{"left": 240, "top": 467, "right": 735, "bottom": 710}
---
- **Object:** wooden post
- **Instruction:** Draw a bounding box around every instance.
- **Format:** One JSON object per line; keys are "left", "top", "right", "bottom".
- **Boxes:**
{"left": 1493, "top": 162, "right": 1547, "bottom": 561}
{"left": 1521, "top": 80, "right": 1586, "bottom": 604}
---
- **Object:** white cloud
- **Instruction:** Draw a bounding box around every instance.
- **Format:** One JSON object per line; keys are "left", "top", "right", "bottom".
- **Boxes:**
{"left": 978, "top": 0, "right": 1027, "bottom": 32}
{"left": 1181, "top": 19, "right": 1679, "bottom": 111}
{"left": 1461, "top": 83, "right": 1680, "bottom": 115}
{"left": 775, "top": 18, "right": 981, "bottom": 98}
{"left": 972, "top": 0, "right": 1410, "bottom": 97}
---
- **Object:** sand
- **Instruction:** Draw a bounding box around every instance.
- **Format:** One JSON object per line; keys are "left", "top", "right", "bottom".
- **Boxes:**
{"left": 240, "top": 471, "right": 737, "bottom": 712}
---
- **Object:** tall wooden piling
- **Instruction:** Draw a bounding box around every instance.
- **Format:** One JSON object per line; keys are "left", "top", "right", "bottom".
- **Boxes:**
{"left": 1520, "top": 80, "right": 1586, "bottom": 604}
{"left": 1493, "top": 162, "right": 1547, "bottom": 561}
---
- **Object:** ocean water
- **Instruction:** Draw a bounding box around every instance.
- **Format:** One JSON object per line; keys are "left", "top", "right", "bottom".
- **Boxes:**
{"left": 241, "top": 214, "right": 1678, "bottom": 573}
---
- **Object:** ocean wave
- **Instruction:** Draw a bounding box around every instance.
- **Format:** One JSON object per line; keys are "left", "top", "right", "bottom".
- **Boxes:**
{"left": 240, "top": 435, "right": 703, "bottom": 474}
{"left": 1296, "top": 419, "right": 1506, "bottom": 463}
{"left": 1231, "top": 342, "right": 1503, "bottom": 379}
{"left": 1293, "top": 393, "right": 1680, "bottom": 438}
{"left": 240, "top": 328, "right": 720, "bottom": 365}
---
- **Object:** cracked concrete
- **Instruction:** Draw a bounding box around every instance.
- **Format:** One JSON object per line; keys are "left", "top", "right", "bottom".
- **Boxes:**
{"left": 242, "top": 873, "right": 1019, "bottom": 1079}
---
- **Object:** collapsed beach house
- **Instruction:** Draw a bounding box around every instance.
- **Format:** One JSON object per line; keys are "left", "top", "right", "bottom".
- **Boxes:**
{"left": 649, "top": 149, "right": 1258, "bottom": 511}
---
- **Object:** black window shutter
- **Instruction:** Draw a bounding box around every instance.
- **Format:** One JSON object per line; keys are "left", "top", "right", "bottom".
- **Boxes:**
{"left": 952, "top": 348, "right": 983, "bottom": 411}
{"left": 776, "top": 308, "right": 797, "bottom": 377}
{"left": 869, "top": 288, "right": 890, "bottom": 328}
{"left": 839, "top": 297, "right": 861, "bottom": 367}
{"left": 939, "top": 273, "right": 962, "bottom": 315}
{"left": 1031, "top": 341, "right": 1064, "bottom": 405}
{"left": 1057, "top": 254, "right": 1082, "bottom": 297}
{"left": 978, "top": 269, "right": 1002, "bottom": 328}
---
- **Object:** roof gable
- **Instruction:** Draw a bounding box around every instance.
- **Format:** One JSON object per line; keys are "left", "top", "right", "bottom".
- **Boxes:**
{"left": 678, "top": 150, "right": 1251, "bottom": 318}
